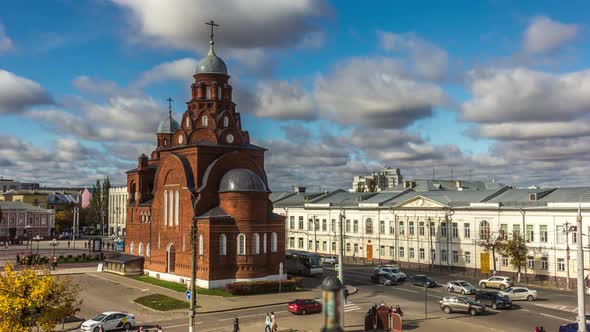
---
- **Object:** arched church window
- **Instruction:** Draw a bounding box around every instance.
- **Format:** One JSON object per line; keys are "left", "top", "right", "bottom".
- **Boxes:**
{"left": 271, "top": 233, "right": 278, "bottom": 253}
{"left": 163, "top": 190, "right": 168, "bottom": 226}
{"left": 198, "top": 234, "right": 204, "bottom": 256}
{"left": 174, "top": 190, "right": 179, "bottom": 226}
{"left": 206, "top": 86, "right": 211, "bottom": 99}
{"left": 146, "top": 243, "right": 151, "bottom": 257}
{"left": 168, "top": 190, "right": 174, "bottom": 225}
{"left": 252, "top": 233, "right": 260, "bottom": 255}
{"left": 237, "top": 234, "right": 246, "bottom": 255}
{"left": 202, "top": 116, "right": 208, "bottom": 127}
{"left": 220, "top": 234, "right": 227, "bottom": 256}
{"left": 139, "top": 243, "right": 144, "bottom": 256}
{"left": 263, "top": 233, "right": 267, "bottom": 253}
{"left": 130, "top": 242, "right": 135, "bottom": 254}
{"left": 185, "top": 117, "right": 190, "bottom": 128}
{"left": 163, "top": 138, "right": 167, "bottom": 147}
{"left": 223, "top": 117, "right": 228, "bottom": 128}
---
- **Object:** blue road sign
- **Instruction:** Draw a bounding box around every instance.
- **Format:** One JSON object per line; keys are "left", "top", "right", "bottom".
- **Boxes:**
{"left": 185, "top": 290, "right": 191, "bottom": 300}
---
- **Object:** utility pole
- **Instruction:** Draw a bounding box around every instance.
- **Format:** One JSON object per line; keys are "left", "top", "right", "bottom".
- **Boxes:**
{"left": 189, "top": 215, "right": 198, "bottom": 332}
{"left": 576, "top": 193, "right": 589, "bottom": 332}
{"left": 564, "top": 221, "right": 571, "bottom": 290}
{"left": 314, "top": 215, "right": 318, "bottom": 254}
{"left": 338, "top": 209, "right": 344, "bottom": 284}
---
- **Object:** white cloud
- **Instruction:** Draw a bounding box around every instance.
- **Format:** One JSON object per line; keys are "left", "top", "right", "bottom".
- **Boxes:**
{"left": 135, "top": 58, "right": 198, "bottom": 87}
{"left": 477, "top": 121, "right": 590, "bottom": 140}
{"left": 0, "top": 70, "right": 53, "bottom": 114}
{"left": 255, "top": 81, "right": 315, "bottom": 120}
{"left": 523, "top": 16, "right": 579, "bottom": 54}
{"left": 0, "top": 22, "right": 15, "bottom": 54}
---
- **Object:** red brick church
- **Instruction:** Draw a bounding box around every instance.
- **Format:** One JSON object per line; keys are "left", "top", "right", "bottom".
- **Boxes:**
{"left": 124, "top": 25, "right": 285, "bottom": 288}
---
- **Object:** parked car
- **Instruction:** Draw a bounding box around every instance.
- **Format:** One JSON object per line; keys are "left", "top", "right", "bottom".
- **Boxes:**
{"left": 376, "top": 265, "right": 406, "bottom": 281}
{"left": 288, "top": 299, "right": 322, "bottom": 315}
{"left": 479, "top": 276, "right": 513, "bottom": 290}
{"left": 411, "top": 275, "right": 437, "bottom": 288}
{"left": 321, "top": 256, "right": 337, "bottom": 264}
{"left": 475, "top": 290, "right": 512, "bottom": 309}
{"left": 370, "top": 271, "right": 398, "bottom": 286}
{"left": 439, "top": 296, "right": 486, "bottom": 316}
{"left": 499, "top": 287, "right": 538, "bottom": 301}
{"left": 446, "top": 280, "right": 477, "bottom": 295}
{"left": 560, "top": 322, "right": 590, "bottom": 332}
{"left": 81, "top": 312, "right": 135, "bottom": 332}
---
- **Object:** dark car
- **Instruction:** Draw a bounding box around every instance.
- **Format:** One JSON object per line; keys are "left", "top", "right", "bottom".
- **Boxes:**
{"left": 411, "top": 275, "right": 437, "bottom": 288}
{"left": 288, "top": 299, "right": 321, "bottom": 315}
{"left": 559, "top": 322, "right": 590, "bottom": 332}
{"left": 370, "top": 271, "right": 398, "bottom": 286}
{"left": 475, "top": 290, "right": 512, "bottom": 309}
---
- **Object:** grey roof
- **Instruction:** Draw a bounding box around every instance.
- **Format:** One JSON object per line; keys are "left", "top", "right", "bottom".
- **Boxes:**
{"left": 105, "top": 254, "right": 144, "bottom": 264}
{"left": 219, "top": 168, "right": 267, "bottom": 193}
{"left": 359, "top": 191, "right": 409, "bottom": 204}
{"left": 196, "top": 206, "right": 230, "bottom": 219}
{"left": 485, "top": 188, "right": 556, "bottom": 206}
{"left": 48, "top": 193, "right": 80, "bottom": 204}
{"left": 0, "top": 201, "right": 53, "bottom": 213}
{"left": 157, "top": 112, "right": 180, "bottom": 134}
{"left": 271, "top": 192, "right": 326, "bottom": 208}
{"left": 538, "top": 187, "right": 590, "bottom": 203}
{"left": 196, "top": 43, "right": 228, "bottom": 75}
{"left": 419, "top": 189, "right": 506, "bottom": 206}
{"left": 384, "top": 179, "right": 504, "bottom": 192}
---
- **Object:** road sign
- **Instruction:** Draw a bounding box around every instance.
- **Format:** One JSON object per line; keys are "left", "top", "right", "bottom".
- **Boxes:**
{"left": 185, "top": 290, "right": 191, "bottom": 300}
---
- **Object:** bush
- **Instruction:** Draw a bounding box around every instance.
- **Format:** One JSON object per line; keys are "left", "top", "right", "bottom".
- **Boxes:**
{"left": 225, "top": 278, "right": 302, "bottom": 295}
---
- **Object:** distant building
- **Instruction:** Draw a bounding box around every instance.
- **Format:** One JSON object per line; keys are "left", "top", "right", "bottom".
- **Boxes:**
{"left": 0, "top": 178, "right": 40, "bottom": 192}
{"left": 0, "top": 190, "right": 49, "bottom": 208}
{"left": 108, "top": 187, "right": 128, "bottom": 236}
{"left": 0, "top": 201, "right": 55, "bottom": 241}
{"left": 80, "top": 187, "right": 93, "bottom": 208}
{"left": 352, "top": 167, "right": 403, "bottom": 192}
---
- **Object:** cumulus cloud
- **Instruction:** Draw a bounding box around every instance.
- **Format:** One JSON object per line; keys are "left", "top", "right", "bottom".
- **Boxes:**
{"left": 73, "top": 76, "right": 137, "bottom": 97}
{"left": 477, "top": 121, "right": 590, "bottom": 140}
{"left": 0, "top": 70, "right": 53, "bottom": 114}
{"left": 378, "top": 31, "right": 448, "bottom": 81}
{"left": 0, "top": 22, "right": 15, "bottom": 53}
{"left": 255, "top": 81, "right": 315, "bottom": 120}
{"left": 135, "top": 58, "right": 198, "bottom": 87}
{"left": 523, "top": 16, "right": 579, "bottom": 54}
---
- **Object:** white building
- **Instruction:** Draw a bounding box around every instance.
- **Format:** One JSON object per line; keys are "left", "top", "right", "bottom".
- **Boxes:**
{"left": 0, "top": 201, "right": 55, "bottom": 241}
{"left": 108, "top": 187, "right": 128, "bottom": 236}
{"left": 351, "top": 167, "right": 402, "bottom": 192}
{"left": 272, "top": 186, "right": 590, "bottom": 287}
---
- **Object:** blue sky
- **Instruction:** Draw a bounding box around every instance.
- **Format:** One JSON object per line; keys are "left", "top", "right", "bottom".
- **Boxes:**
{"left": 1, "top": 1, "right": 590, "bottom": 189}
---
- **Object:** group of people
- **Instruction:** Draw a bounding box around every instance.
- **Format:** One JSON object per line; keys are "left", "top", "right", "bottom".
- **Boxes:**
{"left": 231, "top": 312, "right": 277, "bottom": 332}
{"left": 534, "top": 326, "right": 546, "bottom": 332}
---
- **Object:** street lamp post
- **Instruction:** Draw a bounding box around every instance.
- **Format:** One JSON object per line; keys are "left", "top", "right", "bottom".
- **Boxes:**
{"left": 33, "top": 235, "right": 42, "bottom": 256}
{"left": 50, "top": 239, "right": 59, "bottom": 257}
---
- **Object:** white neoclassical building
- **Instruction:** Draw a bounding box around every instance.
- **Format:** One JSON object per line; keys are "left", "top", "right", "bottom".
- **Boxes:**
{"left": 108, "top": 187, "right": 128, "bottom": 236}
{"left": 272, "top": 185, "right": 590, "bottom": 287}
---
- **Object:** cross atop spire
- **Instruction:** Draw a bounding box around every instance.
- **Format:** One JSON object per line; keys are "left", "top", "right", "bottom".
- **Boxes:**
{"left": 166, "top": 97, "right": 173, "bottom": 116}
{"left": 205, "top": 20, "right": 219, "bottom": 45}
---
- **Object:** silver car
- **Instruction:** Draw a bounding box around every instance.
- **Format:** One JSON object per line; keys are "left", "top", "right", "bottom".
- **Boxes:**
{"left": 447, "top": 280, "right": 477, "bottom": 295}
{"left": 499, "top": 287, "right": 538, "bottom": 301}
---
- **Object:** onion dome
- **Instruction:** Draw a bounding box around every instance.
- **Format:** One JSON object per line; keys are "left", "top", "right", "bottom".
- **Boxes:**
{"left": 219, "top": 168, "right": 267, "bottom": 193}
{"left": 196, "top": 41, "right": 228, "bottom": 75}
{"left": 157, "top": 111, "right": 180, "bottom": 134}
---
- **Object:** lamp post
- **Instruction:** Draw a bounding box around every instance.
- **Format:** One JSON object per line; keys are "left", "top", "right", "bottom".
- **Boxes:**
{"left": 321, "top": 275, "right": 344, "bottom": 332}
{"left": 24, "top": 225, "right": 32, "bottom": 254}
{"left": 33, "top": 235, "right": 42, "bottom": 256}
{"left": 49, "top": 238, "right": 59, "bottom": 257}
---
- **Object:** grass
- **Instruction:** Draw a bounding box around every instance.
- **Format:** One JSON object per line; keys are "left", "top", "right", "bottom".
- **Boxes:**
{"left": 134, "top": 294, "right": 190, "bottom": 311}
{"left": 127, "top": 275, "right": 234, "bottom": 297}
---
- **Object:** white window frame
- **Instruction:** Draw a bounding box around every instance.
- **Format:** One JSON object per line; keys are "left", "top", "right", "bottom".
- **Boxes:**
{"left": 199, "top": 234, "right": 204, "bottom": 256}
{"left": 271, "top": 232, "right": 277, "bottom": 252}
{"left": 237, "top": 234, "right": 246, "bottom": 255}
{"left": 252, "top": 233, "right": 260, "bottom": 255}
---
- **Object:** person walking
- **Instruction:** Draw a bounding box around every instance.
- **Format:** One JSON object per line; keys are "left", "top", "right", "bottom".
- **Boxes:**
{"left": 343, "top": 287, "right": 349, "bottom": 304}
{"left": 233, "top": 318, "right": 240, "bottom": 332}
{"left": 264, "top": 313, "right": 271, "bottom": 332}
{"left": 156, "top": 325, "right": 162, "bottom": 332}
{"left": 68, "top": 240, "right": 70, "bottom": 248}
{"left": 16, "top": 254, "right": 20, "bottom": 265}
{"left": 270, "top": 312, "right": 277, "bottom": 332}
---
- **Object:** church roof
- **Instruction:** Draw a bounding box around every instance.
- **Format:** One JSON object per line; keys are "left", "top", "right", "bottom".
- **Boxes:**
{"left": 219, "top": 168, "right": 267, "bottom": 193}
{"left": 196, "top": 44, "right": 228, "bottom": 75}
{"left": 196, "top": 206, "right": 230, "bottom": 219}
{"left": 157, "top": 112, "right": 180, "bottom": 134}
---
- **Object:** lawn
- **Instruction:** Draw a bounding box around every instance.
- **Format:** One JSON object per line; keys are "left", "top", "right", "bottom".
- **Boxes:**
{"left": 134, "top": 294, "right": 190, "bottom": 311}
{"left": 127, "top": 275, "right": 234, "bottom": 297}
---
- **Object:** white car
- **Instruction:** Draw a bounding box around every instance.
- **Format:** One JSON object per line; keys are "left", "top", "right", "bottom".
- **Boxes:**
{"left": 375, "top": 265, "right": 406, "bottom": 281}
{"left": 478, "top": 276, "right": 513, "bottom": 290}
{"left": 81, "top": 312, "right": 135, "bottom": 332}
{"left": 499, "top": 287, "right": 538, "bottom": 301}
{"left": 321, "top": 256, "right": 337, "bottom": 264}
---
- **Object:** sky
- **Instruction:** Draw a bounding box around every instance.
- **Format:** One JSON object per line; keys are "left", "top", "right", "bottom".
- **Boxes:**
{"left": 1, "top": 0, "right": 590, "bottom": 191}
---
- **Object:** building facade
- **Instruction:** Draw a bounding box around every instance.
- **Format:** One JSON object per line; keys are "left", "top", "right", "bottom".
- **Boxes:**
{"left": 125, "top": 32, "right": 285, "bottom": 288}
{"left": 0, "top": 178, "right": 40, "bottom": 192}
{"left": 274, "top": 187, "right": 590, "bottom": 286}
{"left": 0, "top": 201, "right": 55, "bottom": 241}
{"left": 352, "top": 168, "right": 403, "bottom": 192}
{"left": 0, "top": 190, "right": 49, "bottom": 208}
{"left": 108, "top": 187, "right": 128, "bottom": 236}
{"left": 80, "top": 188, "right": 93, "bottom": 208}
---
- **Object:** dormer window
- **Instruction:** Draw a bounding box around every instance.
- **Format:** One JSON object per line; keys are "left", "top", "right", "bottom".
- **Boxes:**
{"left": 202, "top": 116, "right": 208, "bottom": 127}
{"left": 529, "top": 193, "right": 537, "bottom": 201}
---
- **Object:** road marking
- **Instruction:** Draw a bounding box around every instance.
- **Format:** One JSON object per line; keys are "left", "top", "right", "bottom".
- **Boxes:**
{"left": 86, "top": 273, "right": 148, "bottom": 291}
{"left": 163, "top": 322, "right": 202, "bottom": 329}
{"left": 344, "top": 302, "right": 361, "bottom": 312}
{"left": 218, "top": 310, "right": 287, "bottom": 321}
{"left": 539, "top": 312, "right": 571, "bottom": 322}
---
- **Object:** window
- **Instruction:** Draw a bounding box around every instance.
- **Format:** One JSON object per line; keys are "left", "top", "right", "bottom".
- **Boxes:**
{"left": 541, "top": 257, "right": 548, "bottom": 270}
{"left": 218, "top": 86, "right": 222, "bottom": 100}
{"left": 379, "top": 220, "right": 385, "bottom": 234}
{"left": 380, "top": 246, "right": 385, "bottom": 256}
{"left": 223, "top": 117, "right": 228, "bottom": 127}
{"left": 479, "top": 220, "right": 490, "bottom": 240}
{"left": 441, "top": 250, "right": 447, "bottom": 261}
{"left": 500, "top": 224, "right": 508, "bottom": 238}
{"left": 346, "top": 243, "right": 351, "bottom": 252}
{"left": 558, "top": 258, "right": 565, "bottom": 271}
{"left": 252, "top": 233, "right": 260, "bottom": 255}
{"left": 331, "top": 219, "right": 336, "bottom": 232}
{"left": 502, "top": 256, "right": 509, "bottom": 267}
{"left": 365, "top": 218, "right": 373, "bottom": 234}
{"left": 205, "top": 86, "right": 211, "bottom": 99}
{"left": 452, "top": 250, "right": 459, "bottom": 263}
{"left": 419, "top": 248, "right": 425, "bottom": 259}
{"left": 557, "top": 225, "right": 565, "bottom": 243}
{"left": 353, "top": 220, "right": 358, "bottom": 233}
{"left": 465, "top": 251, "right": 471, "bottom": 263}
{"left": 513, "top": 224, "right": 520, "bottom": 237}
{"left": 332, "top": 242, "right": 336, "bottom": 251}
{"left": 139, "top": 243, "right": 144, "bottom": 256}
{"left": 220, "top": 234, "right": 227, "bottom": 255}
{"left": 572, "top": 231, "right": 577, "bottom": 244}
{"left": 130, "top": 242, "right": 135, "bottom": 254}
{"left": 419, "top": 222, "right": 425, "bottom": 236}
{"left": 238, "top": 234, "right": 246, "bottom": 255}
{"left": 429, "top": 222, "right": 435, "bottom": 236}
{"left": 409, "top": 222, "right": 415, "bottom": 236}
{"left": 174, "top": 190, "right": 179, "bottom": 226}
{"left": 315, "top": 219, "right": 320, "bottom": 231}
{"left": 308, "top": 240, "right": 313, "bottom": 250}
{"left": 262, "top": 233, "right": 267, "bottom": 253}
{"left": 399, "top": 247, "right": 405, "bottom": 258}
{"left": 440, "top": 222, "right": 447, "bottom": 237}
{"left": 345, "top": 220, "right": 351, "bottom": 233}
{"left": 527, "top": 256, "right": 534, "bottom": 269}
{"left": 146, "top": 243, "right": 151, "bottom": 257}
{"left": 289, "top": 216, "right": 295, "bottom": 230}
{"left": 315, "top": 241, "right": 319, "bottom": 250}
{"left": 399, "top": 221, "right": 405, "bottom": 235}
{"left": 308, "top": 218, "right": 313, "bottom": 231}
{"left": 464, "top": 223, "right": 470, "bottom": 238}
{"left": 199, "top": 234, "right": 204, "bottom": 256}
{"left": 540, "top": 225, "right": 548, "bottom": 242}
{"left": 354, "top": 244, "right": 358, "bottom": 253}
{"left": 322, "top": 241, "right": 327, "bottom": 251}
{"left": 202, "top": 116, "right": 208, "bottom": 127}
{"left": 168, "top": 190, "right": 173, "bottom": 225}
{"left": 298, "top": 216, "right": 304, "bottom": 230}
{"left": 163, "top": 190, "right": 168, "bottom": 226}
{"left": 389, "top": 246, "right": 395, "bottom": 257}
{"left": 322, "top": 219, "right": 327, "bottom": 232}
{"left": 289, "top": 237, "right": 295, "bottom": 248}
{"left": 452, "top": 223, "right": 458, "bottom": 238}
{"left": 409, "top": 248, "right": 415, "bottom": 259}
{"left": 389, "top": 221, "right": 395, "bottom": 234}
{"left": 298, "top": 238, "right": 303, "bottom": 248}
{"left": 271, "top": 233, "right": 277, "bottom": 252}
{"left": 526, "top": 224, "right": 534, "bottom": 242}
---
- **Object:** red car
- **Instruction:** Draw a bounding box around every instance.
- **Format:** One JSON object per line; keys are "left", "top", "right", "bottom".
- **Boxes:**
{"left": 288, "top": 299, "right": 322, "bottom": 315}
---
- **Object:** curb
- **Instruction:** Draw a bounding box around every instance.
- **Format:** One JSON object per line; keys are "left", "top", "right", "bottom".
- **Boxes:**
{"left": 197, "top": 301, "right": 291, "bottom": 314}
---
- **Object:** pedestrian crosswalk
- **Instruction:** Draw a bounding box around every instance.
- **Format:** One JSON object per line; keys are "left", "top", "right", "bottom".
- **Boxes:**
{"left": 344, "top": 302, "right": 361, "bottom": 312}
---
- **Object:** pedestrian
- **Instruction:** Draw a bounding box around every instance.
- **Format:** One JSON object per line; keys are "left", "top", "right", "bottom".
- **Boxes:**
{"left": 394, "top": 305, "right": 403, "bottom": 317}
{"left": 16, "top": 254, "right": 20, "bottom": 265}
{"left": 539, "top": 327, "right": 545, "bottom": 332}
{"left": 84, "top": 242, "right": 87, "bottom": 249}
{"left": 265, "top": 313, "right": 271, "bottom": 332}
{"left": 156, "top": 325, "right": 163, "bottom": 332}
{"left": 534, "top": 326, "right": 540, "bottom": 332}
{"left": 343, "top": 287, "right": 349, "bottom": 304}
{"left": 68, "top": 240, "right": 71, "bottom": 248}
{"left": 270, "top": 312, "right": 277, "bottom": 332}
{"left": 51, "top": 256, "right": 57, "bottom": 270}
{"left": 233, "top": 318, "right": 240, "bottom": 332}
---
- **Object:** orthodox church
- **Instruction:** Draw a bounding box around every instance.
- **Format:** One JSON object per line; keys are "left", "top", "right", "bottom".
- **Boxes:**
{"left": 124, "top": 24, "right": 285, "bottom": 288}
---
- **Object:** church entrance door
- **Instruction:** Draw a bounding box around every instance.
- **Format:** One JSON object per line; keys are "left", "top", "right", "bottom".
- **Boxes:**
{"left": 167, "top": 244, "right": 176, "bottom": 273}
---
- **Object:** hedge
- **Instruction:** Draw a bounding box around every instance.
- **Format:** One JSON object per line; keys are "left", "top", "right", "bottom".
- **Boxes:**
{"left": 225, "top": 278, "right": 302, "bottom": 295}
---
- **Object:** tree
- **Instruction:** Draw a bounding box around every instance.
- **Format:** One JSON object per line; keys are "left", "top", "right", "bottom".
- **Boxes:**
{"left": 0, "top": 265, "right": 81, "bottom": 331}
{"left": 503, "top": 234, "right": 528, "bottom": 282}
{"left": 478, "top": 235, "right": 506, "bottom": 274}
{"left": 89, "top": 178, "right": 111, "bottom": 235}
{"left": 366, "top": 178, "right": 378, "bottom": 192}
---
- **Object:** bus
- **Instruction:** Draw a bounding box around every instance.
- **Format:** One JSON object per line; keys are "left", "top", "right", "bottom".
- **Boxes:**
{"left": 285, "top": 250, "right": 323, "bottom": 276}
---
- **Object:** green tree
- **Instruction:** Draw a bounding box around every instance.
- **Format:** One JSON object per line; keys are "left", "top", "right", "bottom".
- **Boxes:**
{"left": 89, "top": 178, "right": 111, "bottom": 235}
{"left": 504, "top": 234, "right": 528, "bottom": 282}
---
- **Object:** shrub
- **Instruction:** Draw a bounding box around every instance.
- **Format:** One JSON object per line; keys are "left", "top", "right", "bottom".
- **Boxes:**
{"left": 225, "top": 278, "right": 302, "bottom": 295}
